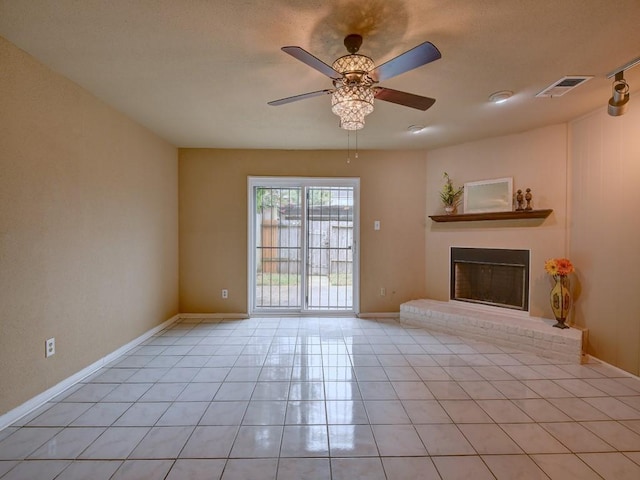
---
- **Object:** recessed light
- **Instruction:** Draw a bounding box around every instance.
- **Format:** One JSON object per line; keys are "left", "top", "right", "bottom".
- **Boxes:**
{"left": 488, "top": 90, "right": 513, "bottom": 104}
{"left": 407, "top": 125, "right": 426, "bottom": 134}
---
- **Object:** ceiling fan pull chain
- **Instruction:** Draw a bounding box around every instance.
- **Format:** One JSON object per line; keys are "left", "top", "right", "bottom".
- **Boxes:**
{"left": 355, "top": 130, "right": 359, "bottom": 159}
{"left": 346, "top": 130, "right": 351, "bottom": 164}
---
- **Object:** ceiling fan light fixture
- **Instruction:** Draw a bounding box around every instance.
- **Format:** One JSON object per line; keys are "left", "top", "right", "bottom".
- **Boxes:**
{"left": 331, "top": 85, "right": 374, "bottom": 116}
{"left": 339, "top": 108, "right": 366, "bottom": 130}
{"left": 488, "top": 90, "right": 513, "bottom": 104}
{"left": 331, "top": 85, "right": 374, "bottom": 130}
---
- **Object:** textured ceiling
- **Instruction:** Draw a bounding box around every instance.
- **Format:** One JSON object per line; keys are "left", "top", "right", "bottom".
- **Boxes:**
{"left": 1, "top": 0, "right": 639, "bottom": 150}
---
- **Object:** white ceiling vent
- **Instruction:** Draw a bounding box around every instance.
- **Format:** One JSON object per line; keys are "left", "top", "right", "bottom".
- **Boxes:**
{"left": 536, "top": 76, "right": 593, "bottom": 98}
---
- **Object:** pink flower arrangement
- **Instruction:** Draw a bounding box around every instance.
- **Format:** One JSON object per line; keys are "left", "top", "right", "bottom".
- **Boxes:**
{"left": 544, "top": 258, "right": 574, "bottom": 277}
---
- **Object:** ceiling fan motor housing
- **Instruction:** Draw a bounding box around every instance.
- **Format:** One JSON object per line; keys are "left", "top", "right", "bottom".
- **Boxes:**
{"left": 344, "top": 34, "right": 363, "bottom": 54}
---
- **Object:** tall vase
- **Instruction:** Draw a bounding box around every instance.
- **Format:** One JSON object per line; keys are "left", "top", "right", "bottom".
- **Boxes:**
{"left": 550, "top": 275, "right": 571, "bottom": 329}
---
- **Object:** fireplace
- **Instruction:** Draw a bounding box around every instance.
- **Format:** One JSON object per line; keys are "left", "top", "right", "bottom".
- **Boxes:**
{"left": 451, "top": 247, "right": 530, "bottom": 311}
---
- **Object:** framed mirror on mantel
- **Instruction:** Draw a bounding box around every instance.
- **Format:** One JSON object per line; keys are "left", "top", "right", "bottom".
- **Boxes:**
{"left": 464, "top": 177, "right": 513, "bottom": 214}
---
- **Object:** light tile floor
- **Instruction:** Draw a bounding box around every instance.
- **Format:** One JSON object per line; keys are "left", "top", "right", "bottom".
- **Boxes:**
{"left": 1, "top": 316, "right": 640, "bottom": 479}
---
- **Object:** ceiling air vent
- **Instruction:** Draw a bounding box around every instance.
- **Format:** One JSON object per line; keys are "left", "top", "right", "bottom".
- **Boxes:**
{"left": 535, "top": 76, "right": 593, "bottom": 98}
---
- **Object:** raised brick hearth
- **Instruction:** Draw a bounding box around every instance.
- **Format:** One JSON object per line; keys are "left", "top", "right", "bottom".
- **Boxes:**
{"left": 400, "top": 299, "right": 586, "bottom": 363}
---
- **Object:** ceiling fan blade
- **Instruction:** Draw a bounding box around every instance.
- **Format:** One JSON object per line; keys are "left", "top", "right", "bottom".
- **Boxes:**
{"left": 268, "top": 89, "right": 333, "bottom": 106}
{"left": 374, "top": 87, "right": 436, "bottom": 111}
{"left": 369, "top": 42, "right": 441, "bottom": 82}
{"left": 281, "top": 46, "right": 342, "bottom": 79}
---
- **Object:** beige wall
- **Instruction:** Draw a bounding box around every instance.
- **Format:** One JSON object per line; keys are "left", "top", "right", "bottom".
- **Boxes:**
{"left": 0, "top": 37, "right": 179, "bottom": 415}
{"left": 179, "top": 149, "right": 427, "bottom": 314}
{"left": 425, "top": 124, "right": 569, "bottom": 318}
{"left": 570, "top": 106, "right": 640, "bottom": 374}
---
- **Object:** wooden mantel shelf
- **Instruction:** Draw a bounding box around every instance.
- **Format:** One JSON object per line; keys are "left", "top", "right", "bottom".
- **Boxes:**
{"left": 429, "top": 209, "right": 553, "bottom": 223}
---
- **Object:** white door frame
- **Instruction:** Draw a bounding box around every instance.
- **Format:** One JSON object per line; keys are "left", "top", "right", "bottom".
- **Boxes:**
{"left": 247, "top": 176, "right": 360, "bottom": 316}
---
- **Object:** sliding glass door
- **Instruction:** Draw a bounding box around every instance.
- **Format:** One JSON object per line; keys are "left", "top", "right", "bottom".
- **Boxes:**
{"left": 248, "top": 177, "right": 359, "bottom": 315}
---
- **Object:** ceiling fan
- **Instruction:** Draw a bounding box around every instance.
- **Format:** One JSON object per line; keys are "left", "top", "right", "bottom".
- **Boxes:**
{"left": 268, "top": 34, "right": 442, "bottom": 130}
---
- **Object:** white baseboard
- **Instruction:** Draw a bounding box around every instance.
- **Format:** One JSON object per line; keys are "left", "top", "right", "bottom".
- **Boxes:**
{"left": 358, "top": 312, "right": 400, "bottom": 319}
{"left": 178, "top": 313, "right": 249, "bottom": 320}
{"left": 0, "top": 314, "right": 180, "bottom": 431}
{"left": 588, "top": 355, "right": 640, "bottom": 381}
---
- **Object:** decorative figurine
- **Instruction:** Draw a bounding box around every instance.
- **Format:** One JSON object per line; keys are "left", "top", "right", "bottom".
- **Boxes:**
{"left": 525, "top": 188, "right": 533, "bottom": 211}
{"left": 515, "top": 189, "right": 524, "bottom": 211}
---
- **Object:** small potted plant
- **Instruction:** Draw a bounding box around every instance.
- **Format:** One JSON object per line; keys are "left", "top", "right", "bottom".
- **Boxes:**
{"left": 440, "top": 172, "right": 464, "bottom": 214}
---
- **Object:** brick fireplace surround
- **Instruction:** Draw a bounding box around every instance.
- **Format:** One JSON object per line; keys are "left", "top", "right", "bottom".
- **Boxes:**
{"left": 401, "top": 247, "right": 586, "bottom": 363}
{"left": 400, "top": 299, "right": 586, "bottom": 364}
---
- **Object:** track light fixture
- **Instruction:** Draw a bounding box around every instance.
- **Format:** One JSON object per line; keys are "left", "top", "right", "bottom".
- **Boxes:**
{"left": 608, "top": 72, "right": 629, "bottom": 116}
{"left": 606, "top": 56, "right": 640, "bottom": 117}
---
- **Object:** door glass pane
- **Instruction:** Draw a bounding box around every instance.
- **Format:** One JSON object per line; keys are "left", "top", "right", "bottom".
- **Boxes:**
{"left": 255, "top": 187, "right": 302, "bottom": 308}
{"left": 306, "top": 187, "right": 353, "bottom": 310}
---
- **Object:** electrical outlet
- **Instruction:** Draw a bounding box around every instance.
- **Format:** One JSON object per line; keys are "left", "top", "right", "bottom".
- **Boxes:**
{"left": 380, "top": 287, "right": 386, "bottom": 296}
{"left": 45, "top": 338, "right": 55, "bottom": 358}
{"left": 222, "top": 289, "right": 228, "bottom": 299}
{"left": 374, "top": 220, "right": 381, "bottom": 231}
